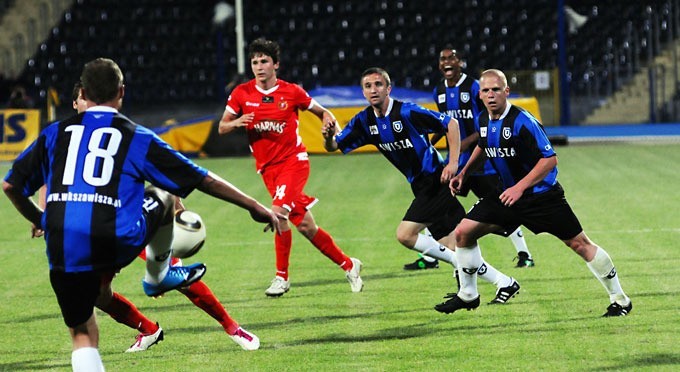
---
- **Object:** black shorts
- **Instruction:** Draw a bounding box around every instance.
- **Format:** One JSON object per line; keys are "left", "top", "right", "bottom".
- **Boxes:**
{"left": 465, "top": 183, "right": 583, "bottom": 240}
{"left": 457, "top": 174, "right": 502, "bottom": 199}
{"left": 112, "top": 188, "right": 167, "bottom": 269}
{"left": 404, "top": 170, "right": 466, "bottom": 240}
{"left": 49, "top": 270, "right": 103, "bottom": 328}
{"left": 139, "top": 188, "right": 168, "bottom": 249}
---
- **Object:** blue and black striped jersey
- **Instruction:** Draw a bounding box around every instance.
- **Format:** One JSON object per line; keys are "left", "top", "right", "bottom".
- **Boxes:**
{"left": 4, "top": 107, "right": 208, "bottom": 272}
{"left": 335, "top": 99, "right": 450, "bottom": 183}
{"left": 476, "top": 104, "right": 557, "bottom": 195}
{"left": 433, "top": 73, "right": 494, "bottom": 176}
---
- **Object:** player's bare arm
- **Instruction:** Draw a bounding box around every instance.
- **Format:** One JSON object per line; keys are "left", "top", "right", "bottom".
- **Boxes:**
{"left": 314, "top": 101, "right": 340, "bottom": 152}
{"left": 308, "top": 101, "right": 337, "bottom": 128}
{"left": 450, "top": 145, "right": 485, "bottom": 194}
{"left": 196, "top": 172, "right": 285, "bottom": 233}
{"left": 218, "top": 111, "right": 254, "bottom": 135}
{"left": 321, "top": 122, "right": 339, "bottom": 152}
{"left": 441, "top": 118, "right": 461, "bottom": 183}
{"left": 29, "top": 185, "right": 47, "bottom": 237}
{"left": 500, "top": 156, "right": 558, "bottom": 206}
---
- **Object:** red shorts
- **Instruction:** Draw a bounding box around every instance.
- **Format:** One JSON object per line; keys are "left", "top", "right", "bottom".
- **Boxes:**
{"left": 261, "top": 156, "right": 318, "bottom": 225}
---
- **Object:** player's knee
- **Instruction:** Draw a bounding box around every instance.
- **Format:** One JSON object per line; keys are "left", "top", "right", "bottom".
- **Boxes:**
{"left": 296, "top": 220, "right": 317, "bottom": 239}
{"left": 95, "top": 287, "right": 113, "bottom": 309}
{"left": 395, "top": 228, "right": 416, "bottom": 247}
{"left": 453, "top": 225, "right": 470, "bottom": 247}
{"left": 564, "top": 236, "right": 591, "bottom": 259}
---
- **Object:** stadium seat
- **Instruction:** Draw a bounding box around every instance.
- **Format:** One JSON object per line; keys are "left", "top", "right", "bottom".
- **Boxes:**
{"left": 9, "top": 0, "right": 671, "bottom": 110}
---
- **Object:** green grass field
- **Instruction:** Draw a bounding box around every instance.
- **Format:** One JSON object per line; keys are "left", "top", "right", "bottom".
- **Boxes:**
{"left": 1, "top": 143, "right": 679, "bottom": 371}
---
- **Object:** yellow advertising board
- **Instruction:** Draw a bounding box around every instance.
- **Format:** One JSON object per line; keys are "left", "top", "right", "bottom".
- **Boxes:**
{"left": 299, "top": 98, "right": 542, "bottom": 154}
{"left": 154, "top": 118, "right": 213, "bottom": 156}
{"left": 0, "top": 109, "right": 41, "bottom": 161}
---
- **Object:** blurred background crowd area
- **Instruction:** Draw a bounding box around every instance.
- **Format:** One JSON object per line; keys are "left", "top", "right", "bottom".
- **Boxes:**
{"left": 1, "top": 0, "right": 680, "bottom": 127}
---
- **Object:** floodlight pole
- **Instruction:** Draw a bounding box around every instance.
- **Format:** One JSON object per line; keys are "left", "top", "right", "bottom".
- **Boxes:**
{"left": 236, "top": 0, "right": 245, "bottom": 75}
{"left": 557, "top": 0, "right": 571, "bottom": 126}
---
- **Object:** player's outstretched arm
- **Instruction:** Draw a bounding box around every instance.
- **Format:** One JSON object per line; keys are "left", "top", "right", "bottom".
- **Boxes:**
{"left": 308, "top": 100, "right": 336, "bottom": 127}
{"left": 196, "top": 172, "right": 284, "bottom": 233}
{"left": 321, "top": 121, "right": 339, "bottom": 152}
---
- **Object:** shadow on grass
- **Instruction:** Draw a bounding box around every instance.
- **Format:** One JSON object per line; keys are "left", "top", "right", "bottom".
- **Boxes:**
{"left": 255, "top": 312, "right": 609, "bottom": 348}
{"left": 165, "top": 307, "right": 427, "bottom": 335}
{"left": 135, "top": 269, "right": 444, "bottom": 311}
{"left": 290, "top": 269, "right": 440, "bottom": 289}
{"left": 283, "top": 322, "right": 434, "bottom": 346}
{"left": 595, "top": 353, "right": 680, "bottom": 370}
{"left": 3, "top": 312, "right": 61, "bottom": 324}
{"left": 0, "top": 360, "right": 70, "bottom": 371}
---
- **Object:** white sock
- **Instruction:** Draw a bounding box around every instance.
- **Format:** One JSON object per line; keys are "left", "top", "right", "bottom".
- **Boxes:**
{"left": 144, "top": 224, "right": 173, "bottom": 284}
{"left": 586, "top": 246, "right": 629, "bottom": 305}
{"left": 421, "top": 254, "right": 437, "bottom": 263}
{"left": 417, "top": 228, "right": 436, "bottom": 263}
{"left": 455, "top": 244, "right": 482, "bottom": 301}
{"left": 477, "top": 258, "right": 513, "bottom": 288}
{"left": 509, "top": 227, "right": 531, "bottom": 257}
{"left": 413, "top": 234, "right": 456, "bottom": 266}
{"left": 72, "top": 347, "right": 105, "bottom": 372}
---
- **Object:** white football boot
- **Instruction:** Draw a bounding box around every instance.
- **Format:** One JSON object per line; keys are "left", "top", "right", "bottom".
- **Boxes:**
{"left": 229, "top": 327, "right": 260, "bottom": 350}
{"left": 126, "top": 324, "right": 164, "bottom": 352}
{"left": 264, "top": 276, "right": 290, "bottom": 297}
{"left": 346, "top": 258, "right": 364, "bottom": 292}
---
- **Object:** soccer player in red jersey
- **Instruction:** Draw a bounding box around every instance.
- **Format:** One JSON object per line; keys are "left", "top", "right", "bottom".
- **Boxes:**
{"left": 218, "top": 38, "right": 363, "bottom": 296}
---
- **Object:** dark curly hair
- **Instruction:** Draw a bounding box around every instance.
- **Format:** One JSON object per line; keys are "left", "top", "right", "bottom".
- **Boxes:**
{"left": 248, "top": 38, "right": 280, "bottom": 64}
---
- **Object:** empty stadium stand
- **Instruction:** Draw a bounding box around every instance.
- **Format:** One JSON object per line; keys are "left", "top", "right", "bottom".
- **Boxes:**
{"left": 1, "top": 0, "right": 677, "bottom": 124}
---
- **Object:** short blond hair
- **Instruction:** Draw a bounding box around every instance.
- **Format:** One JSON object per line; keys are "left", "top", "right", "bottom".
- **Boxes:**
{"left": 480, "top": 69, "right": 508, "bottom": 88}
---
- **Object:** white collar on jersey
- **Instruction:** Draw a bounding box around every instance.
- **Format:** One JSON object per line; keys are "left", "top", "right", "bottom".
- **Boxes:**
{"left": 255, "top": 82, "right": 279, "bottom": 95}
{"left": 488, "top": 102, "right": 513, "bottom": 121}
{"left": 373, "top": 97, "right": 394, "bottom": 118}
{"left": 86, "top": 106, "right": 118, "bottom": 113}
{"left": 445, "top": 73, "right": 468, "bottom": 88}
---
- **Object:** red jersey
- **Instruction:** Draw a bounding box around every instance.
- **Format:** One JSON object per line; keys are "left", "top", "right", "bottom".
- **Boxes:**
{"left": 226, "top": 79, "right": 313, "bottom": 172}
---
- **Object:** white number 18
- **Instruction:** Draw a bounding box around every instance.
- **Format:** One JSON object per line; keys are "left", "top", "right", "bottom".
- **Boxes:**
{"left": 62, "top": 125, "right": 122, "bottom": 186}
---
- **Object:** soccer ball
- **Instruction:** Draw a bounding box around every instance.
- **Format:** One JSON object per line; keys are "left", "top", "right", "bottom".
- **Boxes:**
{"left": 172, "top": 210, "right": 206, "bottom": 259}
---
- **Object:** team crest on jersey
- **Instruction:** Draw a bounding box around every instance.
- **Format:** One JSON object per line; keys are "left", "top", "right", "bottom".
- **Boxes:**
{"left": 461, "top": 92, "right": 470, "bottom": 103}
{"left": 392, "top": 120, "right": 403, "bottom": 133}
{"left": 480, "top": 127, "right": 487, "bottom": 137}
{"left": 503, "top": 127, "right": 511, "bottom": 139}
{"left": 278, "top": 100, "right": 288, "bottom": 110}
{"left": 437, "top": 93, "right": 446, "bottom": 104}
{"left": 369, "top": 125, "right": 379, "bottom": 135}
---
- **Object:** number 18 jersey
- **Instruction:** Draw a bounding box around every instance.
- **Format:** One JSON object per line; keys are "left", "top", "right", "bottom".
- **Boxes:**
{"left": 4, "top": 107, "right": 208, "bottom": 272}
